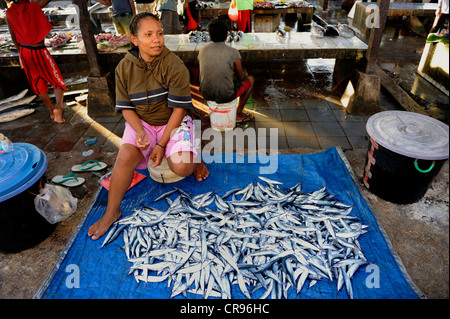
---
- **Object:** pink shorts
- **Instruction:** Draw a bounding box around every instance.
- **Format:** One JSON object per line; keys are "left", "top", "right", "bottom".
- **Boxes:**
{"left": 121, "top": 115, "right": 198, "bottom": 169}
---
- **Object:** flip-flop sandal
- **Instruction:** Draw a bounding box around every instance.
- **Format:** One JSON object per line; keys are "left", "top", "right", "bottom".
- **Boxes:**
{"left": 71, "top": 160, "right": 107, "bottom": 173}
{"left": 236, "top": 113, "right": 254, "bottom": 124}
{"left": 52, "top": 173, "right": 85, "bottom": 187}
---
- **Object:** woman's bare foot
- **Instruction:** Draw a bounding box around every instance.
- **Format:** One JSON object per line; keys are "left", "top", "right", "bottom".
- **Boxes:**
{"left": 194, "top": 161, "right": 209, "bottom": 181}
{"left": 88, "top": 210, "right": 122, "bottom": 240}
{"left": 236, "top": 113, "right": 253, "bottom": 122}
{"left": 53, "top": 108, "right": 65, "bottom": 124}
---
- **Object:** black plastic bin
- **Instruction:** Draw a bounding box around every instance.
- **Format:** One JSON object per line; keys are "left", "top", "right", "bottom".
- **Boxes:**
{"left": 0, "top": 143, "right": 55, "bottom": 253}
{"left": 363, "top": 111, "right": 449, "bottom": 204}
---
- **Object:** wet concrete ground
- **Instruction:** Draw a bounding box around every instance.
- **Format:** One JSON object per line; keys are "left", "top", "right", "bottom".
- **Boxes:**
{"left": 0, "top": 5, "right": 448, "bottom": 299}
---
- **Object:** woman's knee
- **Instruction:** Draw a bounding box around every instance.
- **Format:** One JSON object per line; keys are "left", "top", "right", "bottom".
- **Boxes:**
{"left": 116, "top": 144, "right": 143, "bottom": 167}
{"left": 168, "top": 152, "right": 196, "bottom": 177}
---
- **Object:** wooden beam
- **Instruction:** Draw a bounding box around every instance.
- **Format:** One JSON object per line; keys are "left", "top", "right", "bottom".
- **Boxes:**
{"left": 373, "top": 64, "right": 429, "bottom": 116}
{"left": 366, "top": 0, "right": 390, "bottom": 73}
{"left": 72, "top": 0, "right": 102, "bottom": 77}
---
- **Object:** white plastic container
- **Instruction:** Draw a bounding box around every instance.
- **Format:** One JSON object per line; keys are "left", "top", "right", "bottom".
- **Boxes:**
{"left": 207, "top": 98, "right": 239, "bottom": 132}
{"left": 148, "top": 157, "right": 185, "bottom": 184}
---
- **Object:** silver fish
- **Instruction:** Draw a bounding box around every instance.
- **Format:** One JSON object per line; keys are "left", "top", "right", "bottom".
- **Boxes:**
{"left": 102, "top": 178, "right": 369, "bottom": 299}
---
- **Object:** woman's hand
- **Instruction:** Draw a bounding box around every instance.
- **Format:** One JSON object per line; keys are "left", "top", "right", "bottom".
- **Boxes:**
{"left": 123, "top": 109, "right": 149, "bottom": 150}
{"left": 136, "top": 129, "right": 150, "bottom": 150}
{"left": 150, "top": 108, "right": 186, "bottom": 167}
{"left": 149, "top": 143, "right": 165, "bottom": 167}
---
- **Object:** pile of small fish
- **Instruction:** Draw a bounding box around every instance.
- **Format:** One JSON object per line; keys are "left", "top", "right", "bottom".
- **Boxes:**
{"left": 102, "top": 177, "right": 369, "bottom": 299}
{"left": 226, "top": 31, "right": 244, "bottom": 43}
{"left": 189, "top": 31, "right": 210, "bottom": 43}
{"left": 196, "top": 1, "right": 215, "bottom": 10}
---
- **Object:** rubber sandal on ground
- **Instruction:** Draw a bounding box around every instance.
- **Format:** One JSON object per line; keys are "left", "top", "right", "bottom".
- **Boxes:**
{"left": 236, "top": 113, "right": 254, "bottom": 124}
{"left": 52, "top": 173, "right": 85, "bottom": 187}
{"left": 71, "top": 160, "right": 107, "bottom": 173}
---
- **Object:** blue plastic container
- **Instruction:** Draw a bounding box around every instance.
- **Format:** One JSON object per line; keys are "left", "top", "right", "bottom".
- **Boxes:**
{"left": 0, "top": 143, "right": 55, "bottom": 253}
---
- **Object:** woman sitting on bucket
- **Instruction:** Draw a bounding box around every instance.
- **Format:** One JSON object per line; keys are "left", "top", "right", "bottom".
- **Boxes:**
{"left": 88, "top": 13, "right": 209, "bottom": 241}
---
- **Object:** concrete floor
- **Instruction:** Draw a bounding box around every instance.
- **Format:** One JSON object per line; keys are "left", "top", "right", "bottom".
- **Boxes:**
{"left": 0, "top": 7, "right": 448, "bottom": 299}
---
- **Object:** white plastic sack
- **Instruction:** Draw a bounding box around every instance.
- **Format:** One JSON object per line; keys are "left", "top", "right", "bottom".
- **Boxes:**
{"left": 177, "top": 0, "right": 185, "bottom": 15}
{"left": 311, "top": 21, "right": 325, "bottom": 38}
{"left": 34, "top": 183, "right": 78, "bottom": 224}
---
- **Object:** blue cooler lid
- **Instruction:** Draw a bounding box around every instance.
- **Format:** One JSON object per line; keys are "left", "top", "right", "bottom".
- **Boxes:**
{"left": 0, "top": 143, "right": 48, "bottom": 203}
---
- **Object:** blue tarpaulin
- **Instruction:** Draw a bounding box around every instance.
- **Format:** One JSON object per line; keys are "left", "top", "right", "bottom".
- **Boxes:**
{"left": 36, "top": 147, "right": 421, "bottom": 299}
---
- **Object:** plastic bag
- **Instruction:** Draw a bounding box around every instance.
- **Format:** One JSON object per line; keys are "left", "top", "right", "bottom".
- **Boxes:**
{"left": 177, "top": 0, "right": 185, "bottom": 16}
{"left": 34, "top": 183, "right": 78, "bottom": 224}
{"left": 228, "top": 3, "right": 238, "bottom": 21}
{"left": 310, "top": 21, "right": 325, "bottom": 38}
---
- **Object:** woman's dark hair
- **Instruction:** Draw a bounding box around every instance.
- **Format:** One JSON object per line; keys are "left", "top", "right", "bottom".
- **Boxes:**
{"left": 129, "top": 12, "right": 161, "bottom": 36}
{"left": 208, "top": 18, "right": 229, "bottom": 43}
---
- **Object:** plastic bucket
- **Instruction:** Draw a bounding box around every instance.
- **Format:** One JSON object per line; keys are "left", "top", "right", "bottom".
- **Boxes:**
{"left": 207, "top": 98, "right": 239, "bottom": 132}
{"left": 363, "top": 138, "right": 447, "bottom": 204}
{"left": 0, "top": 143, "right": 55, "bottom": 253}
{"left": 148, "top": 157, "right": 186, "bottom": 184}
{"left": 363, "top": 111, "right": 449, "bottom": 204}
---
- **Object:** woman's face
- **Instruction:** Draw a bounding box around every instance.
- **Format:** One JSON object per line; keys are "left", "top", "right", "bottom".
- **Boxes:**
{"left": 130, "top": 17, "right": 165, "bottom": 62}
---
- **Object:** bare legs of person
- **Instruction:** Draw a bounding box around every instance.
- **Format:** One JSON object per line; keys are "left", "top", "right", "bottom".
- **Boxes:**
{"left": 88, "top": 144, "right": 143, "bottom": 240}
{"left": 167, "top": 150, "right": 210, "bottom": 182}
{"left": 87, "top": 146, "right": 209, "bottom": 240}
{"left": 236, "top": 75, "right": 255, "bottom": 122}
{"left": 38, "top": 88, "right": 65, "bottom": 123}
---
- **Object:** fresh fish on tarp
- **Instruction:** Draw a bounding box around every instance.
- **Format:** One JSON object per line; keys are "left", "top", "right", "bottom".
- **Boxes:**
{"left": 102, "top": 178, "right": 370, "bottom": 299}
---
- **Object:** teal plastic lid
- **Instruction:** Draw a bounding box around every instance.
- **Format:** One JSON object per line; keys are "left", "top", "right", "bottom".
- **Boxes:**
{"left": 0, "top": 143, "right": 48, "bottom": 203}
{"left": 366, "top": 111, "right": 449, "bottom": 160}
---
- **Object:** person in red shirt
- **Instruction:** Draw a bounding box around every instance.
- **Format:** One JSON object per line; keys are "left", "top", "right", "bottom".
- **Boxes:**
{"left": 6, "top": 0, "right": 66, "bottom": 123}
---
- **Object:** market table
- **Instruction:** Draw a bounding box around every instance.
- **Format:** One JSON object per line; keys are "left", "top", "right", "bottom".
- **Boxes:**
{"left": 0, "top": 32, "right": 368, "bottom": 86}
